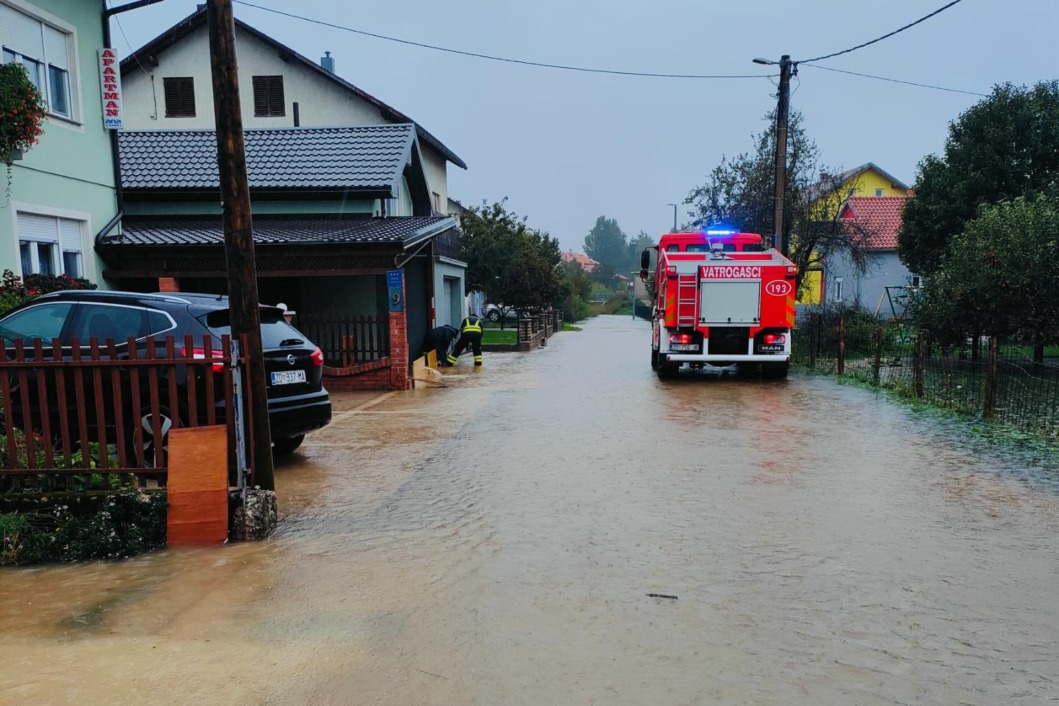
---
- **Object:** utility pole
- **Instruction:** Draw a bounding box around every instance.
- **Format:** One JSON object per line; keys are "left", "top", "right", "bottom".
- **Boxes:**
{"left": 667, "top": 203, "right": 678, "bottom": 232}
{"left": 754, "top": 54, "right": 794, "bottom": 256}
{"left": 206, "top": 0, "right": 275, "bottom": 491}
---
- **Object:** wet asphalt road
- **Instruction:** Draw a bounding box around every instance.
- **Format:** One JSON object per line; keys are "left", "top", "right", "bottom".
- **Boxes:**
{"left": 2, "top": 315, "right": 1058, "bottom": 705}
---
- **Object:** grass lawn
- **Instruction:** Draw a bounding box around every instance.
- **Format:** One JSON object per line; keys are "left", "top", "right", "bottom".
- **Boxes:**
{"left": 483, "top": 329, "right": 517, "bottom": 345}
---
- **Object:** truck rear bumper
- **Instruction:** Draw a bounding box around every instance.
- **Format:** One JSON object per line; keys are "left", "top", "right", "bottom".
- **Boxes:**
{"left": 663, "top": 353, "right": 790, "bottom": 363}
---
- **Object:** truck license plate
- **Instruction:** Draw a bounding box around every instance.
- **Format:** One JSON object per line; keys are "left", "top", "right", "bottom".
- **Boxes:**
{"left": 670, "top": 344, "right": 698, "bottom": 352}
{"left": 271, "top": 370, "right": 306, "bottom": 386}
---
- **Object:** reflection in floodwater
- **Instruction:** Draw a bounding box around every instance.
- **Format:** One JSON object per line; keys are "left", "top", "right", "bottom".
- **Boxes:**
{"left": 2, "top": 316, "right": 1059, "bottom": 705}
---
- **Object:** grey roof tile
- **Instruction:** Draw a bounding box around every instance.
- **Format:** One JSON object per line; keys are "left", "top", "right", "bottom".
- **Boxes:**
{"left": 119, "top": 124, "right": 415, "bottom": 191}
{"left": 109, "top": 215, "right": 456, "bottom": 247}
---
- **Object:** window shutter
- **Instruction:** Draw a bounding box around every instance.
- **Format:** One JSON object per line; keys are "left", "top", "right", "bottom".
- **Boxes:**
{"left": 252, "top": 75, "right": 284, "bottom": 116}
{"left": 268, "top": 76, "right": 284, "bottom": 116}
{"left": 164, "top": 77, "right": 195, "bottom": 117}
{"left": 0, "top": 5, "right": 45, "bottom": 60}
{"left": 58, "top": 217, "right": 81, "bottom": 253}
{"left": 43, "top": 24, "right": 68, "bottom": 69}
{"left": 252, "top": 75, "right": 267, "bottom": 115}
{"left": 181, "top": 78, "right": 195, "bottom": 115}
{"left": 17, "top": 212, "right": 59, "bottom": 242}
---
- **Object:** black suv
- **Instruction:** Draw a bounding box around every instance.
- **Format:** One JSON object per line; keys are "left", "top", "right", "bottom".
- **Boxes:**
{"left": 0, "top": 290, "right": 331, "bottom": 457}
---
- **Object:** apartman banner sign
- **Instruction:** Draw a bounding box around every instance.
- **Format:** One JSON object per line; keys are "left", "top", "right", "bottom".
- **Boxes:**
{"left": 99, "top": 48, "right": 123, "bottom": 129}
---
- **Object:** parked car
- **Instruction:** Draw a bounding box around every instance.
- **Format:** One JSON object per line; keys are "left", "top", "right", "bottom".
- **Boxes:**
{"left": 483, "top": 303, "right": 519, "bottom": 322}
{"left": 0, "top": 290, "right": 331, "bottom": 458}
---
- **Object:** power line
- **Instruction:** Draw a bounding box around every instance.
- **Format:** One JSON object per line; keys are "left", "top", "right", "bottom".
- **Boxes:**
{"left": 801, "top": 63, "right": 988, "bottom": 97}
{"left": 107, "top": 0, "right": 152, "bottom": 77}
{"left": 233, "top": 0, "right": 772, "bottom": 80}
{"left": 799, "top": 0, "right": 966, "bottom": 64}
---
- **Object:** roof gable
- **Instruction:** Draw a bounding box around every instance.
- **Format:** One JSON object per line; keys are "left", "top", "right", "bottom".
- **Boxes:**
{"left": 119, "top": 124, "right": 416, "bottom": 192}
{"left": 839, "top": 196, "right": 909, "bottom": 250}
{"left": 121, "top": 8, "right": 466, "bottom": 170}
{"left": 836, "top": 162, "right": 911, "bottom": 192}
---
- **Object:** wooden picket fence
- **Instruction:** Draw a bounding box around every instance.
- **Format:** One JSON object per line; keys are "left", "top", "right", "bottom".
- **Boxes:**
{"left": 0, "top": 335, "right": 250, "bottom": 493}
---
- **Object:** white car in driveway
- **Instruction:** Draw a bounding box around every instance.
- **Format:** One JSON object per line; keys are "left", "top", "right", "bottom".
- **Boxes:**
{"left": 483, "top": 304, "right": 518, "bottom": 322}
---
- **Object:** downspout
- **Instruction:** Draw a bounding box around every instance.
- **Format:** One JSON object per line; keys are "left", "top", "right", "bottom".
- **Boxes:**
{"left": 96, "top": 0, "right": 168, "bottom": 245}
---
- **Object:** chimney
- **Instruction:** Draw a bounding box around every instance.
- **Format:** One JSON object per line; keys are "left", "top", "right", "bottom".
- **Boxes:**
{"left": 320, "top": 51, "right": 335, "bottom": 73}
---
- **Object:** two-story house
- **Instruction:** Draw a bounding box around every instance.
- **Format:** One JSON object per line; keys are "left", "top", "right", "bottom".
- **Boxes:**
{"left": 1, "top": 0, "right": 118, "bottom": 285}
{"left": 99, "top": 7, "right": 470, "bottom": 389}
{"left": 800, "top": 162, "right": 913, "bottom": 307}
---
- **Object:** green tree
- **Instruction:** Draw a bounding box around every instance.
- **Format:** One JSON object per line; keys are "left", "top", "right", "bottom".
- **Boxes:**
{"left": 685, "top": 109, "right": 873, "bottom": 296}
{"left": 583, "top": 216, "right": 629, "bottom": 280}
{"left": 557, "top": 259, "right": 594, "bottom": 321}
{"left": 459, "top": 199, "right": 561, "bottom": 320}
{"left": 899, "top": 81, "right": 1059, "bottom": 276}
{"left": 909, "top": 194, "right": 1059, "bottom": 362}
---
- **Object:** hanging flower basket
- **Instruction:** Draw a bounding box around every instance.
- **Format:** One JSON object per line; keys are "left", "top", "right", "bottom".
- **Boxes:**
{"left": 1, "top": 62, "right": 46, "bottom": 165}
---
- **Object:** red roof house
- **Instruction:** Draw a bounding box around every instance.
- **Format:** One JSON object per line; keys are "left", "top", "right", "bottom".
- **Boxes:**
{"left": 837, "top": 196, "right": 909, "bottom": 250}
{"left": 561, "top": 251, "right": 600, "bottom": 273}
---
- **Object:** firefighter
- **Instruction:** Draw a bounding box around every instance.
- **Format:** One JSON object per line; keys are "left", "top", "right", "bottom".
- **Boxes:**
{"left": 448, "top": 314, "right": 484, "bottom": 366}
{"left": 425, "top": 324, "right": 460, "bottom": 367}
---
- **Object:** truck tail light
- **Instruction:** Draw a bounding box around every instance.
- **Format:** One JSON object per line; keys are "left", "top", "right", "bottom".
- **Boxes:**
{"left": 763, "top": 334, "right": 787, "bottom": 345}
{"left": 670, "top": 333, "right": 692, "bottom": 345}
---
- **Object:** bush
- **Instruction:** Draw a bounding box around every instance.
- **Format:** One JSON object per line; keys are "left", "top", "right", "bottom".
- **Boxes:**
{"left": 0, "top": 490, "right": 166, "bottom": 565}
{"left": 0, "top": 269, "right": 96, "bottom": 316}
{"left": 562, "top": 295, "right": 591, "bottom": 322}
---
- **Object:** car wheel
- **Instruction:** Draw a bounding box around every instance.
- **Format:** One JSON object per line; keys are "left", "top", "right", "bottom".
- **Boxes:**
{"left": 486, "top": 310, "right": 501, "bottom": 322}
{"left": 130, "top": 405, "right": 177, "bottom": 469}
{"left": 273, "top": 434, "right": 305, "bottom": 457}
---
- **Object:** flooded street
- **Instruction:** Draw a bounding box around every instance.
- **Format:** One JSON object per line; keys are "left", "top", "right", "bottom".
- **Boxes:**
{"left": 3, "top": 315, "right": 1059, "bottom": 705}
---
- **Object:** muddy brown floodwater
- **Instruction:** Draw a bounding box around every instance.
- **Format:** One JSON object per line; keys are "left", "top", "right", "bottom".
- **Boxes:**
{"left": 3, "top": 316, "right": 1059, "bottom": 705}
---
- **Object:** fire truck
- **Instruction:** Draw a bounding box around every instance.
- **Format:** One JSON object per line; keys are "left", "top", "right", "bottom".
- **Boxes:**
{"left": 639, "top": 229, "right": 797, "bottom": 379}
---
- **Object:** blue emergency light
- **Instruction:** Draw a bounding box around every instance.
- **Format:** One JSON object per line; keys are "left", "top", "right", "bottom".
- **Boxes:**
{"left": 704, "top": 228, "right": 736, "bottom": 236}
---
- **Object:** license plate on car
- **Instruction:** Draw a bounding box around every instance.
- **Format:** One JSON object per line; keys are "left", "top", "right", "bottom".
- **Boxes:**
{"left": 270, "top": 370, "right": 306, "bottom": 386}
{"left": 670, "top": 344, "right": 698, "bottom": 352}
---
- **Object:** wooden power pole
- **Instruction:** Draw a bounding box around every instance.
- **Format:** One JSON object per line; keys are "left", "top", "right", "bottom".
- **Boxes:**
{"left": 771, "top": 55, "right": 793, "bottom": 257}
{"left": 206, "top": 0, "right": 275, "bottom": 491}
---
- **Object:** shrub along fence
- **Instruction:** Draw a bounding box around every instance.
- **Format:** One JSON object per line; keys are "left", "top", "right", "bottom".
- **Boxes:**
{"left": 794, "top": 313, "right": 1059, "bottom": 439}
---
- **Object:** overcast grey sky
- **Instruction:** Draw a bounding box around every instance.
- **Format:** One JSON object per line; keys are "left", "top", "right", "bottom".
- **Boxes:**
{"left": 114, "top": 0, "right": 1059, "bottom": 252}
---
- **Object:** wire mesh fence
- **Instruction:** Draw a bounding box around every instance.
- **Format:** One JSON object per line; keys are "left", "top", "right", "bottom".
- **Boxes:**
{"left": 793, "top": 313, "right": 1059, "bottom": 439}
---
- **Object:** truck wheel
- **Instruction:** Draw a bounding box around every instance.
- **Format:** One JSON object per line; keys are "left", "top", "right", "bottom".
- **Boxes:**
{"left": 656, "top": 362, "right": 679, "bottom": 379}
{"left": 762, "top": 363, "right": 789, "bottom": 380}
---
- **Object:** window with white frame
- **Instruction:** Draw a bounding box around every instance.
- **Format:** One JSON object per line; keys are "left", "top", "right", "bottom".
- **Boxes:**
{"left": 17, "top": 212, "right": 83, "bottom": 278}
{"left": 1, "top": 3, "right": 75, "bottom": 120}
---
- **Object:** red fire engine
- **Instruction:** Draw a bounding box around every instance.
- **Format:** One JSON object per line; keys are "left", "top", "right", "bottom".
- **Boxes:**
{"left": 639, "top": 229, "right": 797, "bottom": 379}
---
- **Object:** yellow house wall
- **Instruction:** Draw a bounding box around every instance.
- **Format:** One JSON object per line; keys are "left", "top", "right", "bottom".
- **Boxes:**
{"left": 799, "top": 167, "right": 910, "bottom": 304}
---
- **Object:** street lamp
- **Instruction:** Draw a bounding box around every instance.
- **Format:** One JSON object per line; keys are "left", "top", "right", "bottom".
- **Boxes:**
{"left": 667, "top": 203, "right": 678, "bottom": 232}
{"left": 753, "top": 55, "right": 794, "bottom": 256}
